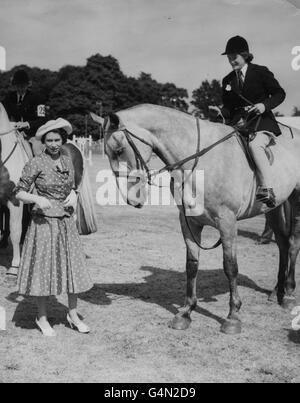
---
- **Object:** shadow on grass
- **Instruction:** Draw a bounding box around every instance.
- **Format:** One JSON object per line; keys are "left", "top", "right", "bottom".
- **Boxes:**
{"left": 288, "top": 329, "right": 300, "bottom": 344}
{"left": 6, "top": 293, "right": 70, "bottom": 330}
{"left": 80, "top": 266, "right": 270, "bottom": 326}
{"left": 238, "top": 229, "right": 275, "bottom": 244}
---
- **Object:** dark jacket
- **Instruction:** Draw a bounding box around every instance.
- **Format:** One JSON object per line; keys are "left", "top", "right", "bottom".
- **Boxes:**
{"left": 221, "top": 63, "right": 286, "bottom": 136}
{"left": 2, "top": 90, "right": 47, "bottom": 138}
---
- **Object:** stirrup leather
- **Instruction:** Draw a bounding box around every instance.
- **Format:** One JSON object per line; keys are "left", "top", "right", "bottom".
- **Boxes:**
{"left": 256, "top": 187, "right": 276, "bottom": 208}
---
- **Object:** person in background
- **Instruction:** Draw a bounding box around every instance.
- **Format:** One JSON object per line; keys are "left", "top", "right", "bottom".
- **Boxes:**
{"left": 15, "top": 118, "right": 93, "bottom": 337}
{"left": 2, "top": 69, "right": 47, "bottom": 156}
{"left": 257, "top": 216, "right": 273, "bottom": 245}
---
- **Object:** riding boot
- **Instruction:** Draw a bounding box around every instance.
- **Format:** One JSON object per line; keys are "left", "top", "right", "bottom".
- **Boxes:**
{"left": 248, "top": 132, "right": 276, "bottom": 208}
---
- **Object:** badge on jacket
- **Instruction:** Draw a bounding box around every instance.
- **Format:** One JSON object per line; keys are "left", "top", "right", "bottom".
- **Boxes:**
{"left": 37, "top": 105, "right": 46, "bottom": 117}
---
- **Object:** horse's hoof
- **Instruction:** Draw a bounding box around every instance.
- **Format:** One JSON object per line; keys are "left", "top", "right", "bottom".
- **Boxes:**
{"left": 220, "top": 319, "right": 242, "bottom": 335}
{"left": 281, "top": 296, "right": 297, "bottom": 311}
{"left": 268, "top": 289, "right": 278, "bottom": 303}
{"left": 168, "top": 315, "right": 191, "bottom": 331}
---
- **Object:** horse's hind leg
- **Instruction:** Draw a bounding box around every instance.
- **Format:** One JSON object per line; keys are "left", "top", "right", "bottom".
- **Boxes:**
{"left": 267, "top": 206, "right": 290, "bottom": 304}
{"left": 6, "top": 201, "right": 23, "bottom": 277}
{"left": 218, "top": 209, "right": 242, "bottom": 335}
{"left": 0, "top": 205, "right": 10, "bottom": 249}
{"left": 268, "top": 200, "right": 299, "bottom": 309}
{"left": 282, "top": 199, "right": 300, "bottom": 309}
{"left": 169, "top": 212, "right": 202, "bottom": 330}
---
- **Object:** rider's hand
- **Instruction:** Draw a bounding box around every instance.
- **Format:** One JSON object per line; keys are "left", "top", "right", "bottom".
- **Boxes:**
{"left": 62, "top": 190, "right": 78, "bottom": 210}
{"left": 14, "top": 121, "right": 30, "bottom": 130}
{"left": 248, "top": 103, "right": 266, "bottom": 115}
{"left": 35, "top": 196, "right": 52, "bottom": 210}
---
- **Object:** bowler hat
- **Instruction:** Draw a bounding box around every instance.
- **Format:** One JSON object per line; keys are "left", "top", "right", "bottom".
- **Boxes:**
{"left": 222, "top": 36, "right": 249, "bottom": 55}
{"left": 12, "top": 69, "right": 30, "bottom": 85}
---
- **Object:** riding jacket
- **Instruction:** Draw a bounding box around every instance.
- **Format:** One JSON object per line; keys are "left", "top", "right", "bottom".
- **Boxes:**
{"left": 221, "top": 63, "right": 286, "bottom": 136}
{"left": 2, "top": 90, "right": 47, "bottom": 138}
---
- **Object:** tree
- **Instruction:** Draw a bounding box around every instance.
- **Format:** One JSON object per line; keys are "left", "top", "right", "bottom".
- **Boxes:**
{"left": 274, "top": 111, "right": 284, "bottom": 117}
{"left": 292, "top": 107, "right": 300, "bottom": 116}
{"left": 0, "top": 54, "right": 190, "bottom": 136}
{"left": 191, "top": 79, "right": 222, "bottom": 119}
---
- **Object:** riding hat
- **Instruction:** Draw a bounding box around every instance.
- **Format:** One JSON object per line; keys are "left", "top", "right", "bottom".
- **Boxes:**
{"left": 35, "top": 118, "right": 73, "bottom": 140}
{"left": 12, "top": 69, "right": 30, "bottom": 85}
{"left": 222, "top": 36, "right": 249, "bottom": 55}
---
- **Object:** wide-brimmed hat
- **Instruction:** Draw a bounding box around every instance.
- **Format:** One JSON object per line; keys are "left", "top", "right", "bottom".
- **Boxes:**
{"left": 35, "top": 118, "right": 73, "bottom": 140}
{"left": 222, "top": 36, "right": 249, "bottom": 55}
{"left": 12, "top": 69, "right": 30, "bottom": 85}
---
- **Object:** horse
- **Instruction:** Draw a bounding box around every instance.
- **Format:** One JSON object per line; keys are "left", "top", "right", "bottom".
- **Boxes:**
{"left": 0, "top": 102, "right": 97, "bottom": 277}
{"left": 91, "top": 103, "right": 300, "bottom": 335}
{"left": 0, "top": 103, "right": 32, "bottom": 276}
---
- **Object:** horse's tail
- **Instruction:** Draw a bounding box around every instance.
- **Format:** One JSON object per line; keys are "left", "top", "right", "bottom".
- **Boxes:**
{"left": 76, "top": 165, "right": 98, "bottom": 235}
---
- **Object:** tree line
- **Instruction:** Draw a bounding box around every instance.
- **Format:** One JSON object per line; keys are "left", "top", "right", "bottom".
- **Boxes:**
{"left": 0, "top": 53, "right": 299, "bottom": 137}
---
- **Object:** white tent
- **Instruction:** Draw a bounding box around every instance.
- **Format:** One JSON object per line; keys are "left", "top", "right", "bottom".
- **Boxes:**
{"left": 277, "top": 116, "right": 300, "bottom": 130}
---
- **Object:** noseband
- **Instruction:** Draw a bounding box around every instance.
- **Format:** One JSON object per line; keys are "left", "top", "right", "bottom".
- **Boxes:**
{"left": 103, "top": 118, "right": 154, "bottom": 185}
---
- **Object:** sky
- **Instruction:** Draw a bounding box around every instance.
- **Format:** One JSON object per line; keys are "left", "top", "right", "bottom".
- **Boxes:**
{"left": 0, "top": 0, "right": 299, "bottom": 114}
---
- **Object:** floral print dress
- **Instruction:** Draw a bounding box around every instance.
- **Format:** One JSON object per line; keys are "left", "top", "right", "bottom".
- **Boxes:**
{"left": 15, "top": 150, "right": 93, "bottom": 296}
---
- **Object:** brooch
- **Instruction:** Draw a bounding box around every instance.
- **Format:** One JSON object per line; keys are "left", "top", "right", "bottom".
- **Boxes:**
{"left": 225, "top": 84, "right": 232, "bottom": 92}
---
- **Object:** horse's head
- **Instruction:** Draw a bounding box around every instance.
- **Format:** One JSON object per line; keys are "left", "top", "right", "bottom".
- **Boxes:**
{"left": 91, "top": 112, "right": 154, "bottom": 208}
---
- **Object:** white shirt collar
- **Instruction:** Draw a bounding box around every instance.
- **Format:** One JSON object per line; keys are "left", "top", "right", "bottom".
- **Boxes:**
{"left": 240, "top": 63, "right": 248, "bottom": 78}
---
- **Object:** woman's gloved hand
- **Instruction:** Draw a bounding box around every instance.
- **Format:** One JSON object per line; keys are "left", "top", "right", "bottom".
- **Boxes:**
{"left": 63, "top": 189, "right": 78, "bottom": 210}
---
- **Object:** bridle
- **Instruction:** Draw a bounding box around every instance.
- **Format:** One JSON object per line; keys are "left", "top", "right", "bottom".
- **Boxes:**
{"left": 0, "top": 128, "right": 22, "bottom": 169}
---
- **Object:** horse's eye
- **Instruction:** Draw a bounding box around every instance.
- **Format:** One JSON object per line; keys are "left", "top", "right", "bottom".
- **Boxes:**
{"left": 115, "top": 148, "right": 124, "bottom": 157}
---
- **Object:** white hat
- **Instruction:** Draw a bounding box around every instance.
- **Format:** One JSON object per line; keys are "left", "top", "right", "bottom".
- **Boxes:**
{"left": 35, "top": 118, "right": 73, "bottom": 140}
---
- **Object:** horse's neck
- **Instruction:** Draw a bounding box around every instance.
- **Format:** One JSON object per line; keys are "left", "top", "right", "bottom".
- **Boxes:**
{"left": 1, "top": 132, "right": 16, "bottom": 158}
{"left": 121, "top": 105, "right": 207, "bottom": 164}
{"left": 120, "top": 106, "right": 217, "bottom": 167}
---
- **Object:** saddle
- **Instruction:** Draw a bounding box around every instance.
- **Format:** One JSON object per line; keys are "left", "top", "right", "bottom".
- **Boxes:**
{"left": 235, "top": 128, "right": 277, "bottom": 170}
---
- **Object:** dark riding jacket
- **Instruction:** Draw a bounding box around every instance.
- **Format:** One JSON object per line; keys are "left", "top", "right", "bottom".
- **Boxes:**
{"left": 221, "top": 63, "right": 286, "bottom": 136}
{"left": 2, "top": 90, "right": 47, "bottom": 138}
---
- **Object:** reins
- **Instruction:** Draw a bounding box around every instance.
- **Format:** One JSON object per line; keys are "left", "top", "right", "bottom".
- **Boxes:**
{"left": 107, "top": 99, "right": 296, "bottom": 251}
{"left": 0, "top": 128, "right": 21, "bottom": 170}
{"left": 119, "top": 113, "right": 264, "bottom": 251}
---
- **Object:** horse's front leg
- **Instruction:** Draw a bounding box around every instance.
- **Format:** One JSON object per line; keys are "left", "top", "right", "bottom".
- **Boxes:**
{"left": 169, "top": 212, "right": 202, "bottom": 330}
{"left": 218, "top": 210, "right": 242, "bottom": 335}
{"left": 6, "top": 201, "right": 23, "bottom": 277}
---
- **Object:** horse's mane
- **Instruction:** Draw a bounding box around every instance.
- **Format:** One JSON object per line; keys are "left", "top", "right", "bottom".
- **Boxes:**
{"left": 119, "top": 103, "right": 194, "bottom": 120}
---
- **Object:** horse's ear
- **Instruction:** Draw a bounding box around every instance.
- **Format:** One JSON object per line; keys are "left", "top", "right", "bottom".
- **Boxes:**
{"left": 90, "top": 112, "right": 105, "bottom": 127}
{"left": 109, "top": 113, "right": 121, "bottom": 130}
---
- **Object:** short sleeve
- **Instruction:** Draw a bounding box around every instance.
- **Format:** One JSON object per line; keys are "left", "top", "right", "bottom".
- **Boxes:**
{"left": 14, "top": 158, "right": 40, "bottom": 194}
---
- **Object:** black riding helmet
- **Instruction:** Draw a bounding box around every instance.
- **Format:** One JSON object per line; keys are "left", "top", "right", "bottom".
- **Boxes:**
{"left": 11, "top": 69, "right": 30, "bottom": 86}
{"left": 222, "top": 36, "right": 249, "bottom": 55}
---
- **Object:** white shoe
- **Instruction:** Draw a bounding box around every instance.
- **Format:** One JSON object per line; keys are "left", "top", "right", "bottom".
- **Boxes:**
{"left": 35, "top": 318, "right": 56, "bottom": 337}
{"left": 67, "top": 314, "right": 90, "bottom": 334}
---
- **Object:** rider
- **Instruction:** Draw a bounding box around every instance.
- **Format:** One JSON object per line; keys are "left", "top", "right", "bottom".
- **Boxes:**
{"left": 2, "top": 69, "right": 47, "bottom": 156}
{"left": 221, "top": 36, "right": 286, "bottom": 208}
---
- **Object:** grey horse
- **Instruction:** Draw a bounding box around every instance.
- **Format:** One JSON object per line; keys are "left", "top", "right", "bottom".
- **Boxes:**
{"left": 92, "top": 104, "right": 300, "bottom": 335}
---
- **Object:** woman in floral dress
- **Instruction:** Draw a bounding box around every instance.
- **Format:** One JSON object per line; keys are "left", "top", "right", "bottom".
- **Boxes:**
{"left": 15, "top": 118, "right": 93, "bottom": 337}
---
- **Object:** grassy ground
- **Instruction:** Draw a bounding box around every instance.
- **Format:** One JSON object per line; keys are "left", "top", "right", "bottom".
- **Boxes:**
{"left": 0, "top": 152, "right": 300, "bottom": 383}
